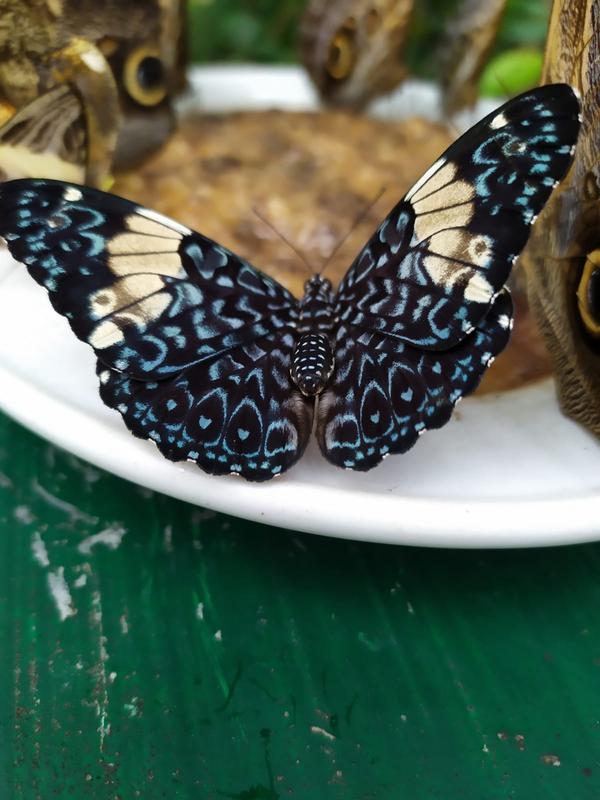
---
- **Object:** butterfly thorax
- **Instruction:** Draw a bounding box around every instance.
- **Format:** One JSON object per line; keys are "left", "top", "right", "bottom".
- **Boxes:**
{"left": 291, "top": 275, "right": 336, "bottom": 396}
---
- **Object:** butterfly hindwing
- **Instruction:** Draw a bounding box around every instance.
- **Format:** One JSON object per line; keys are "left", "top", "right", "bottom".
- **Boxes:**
{"left": 317, "top": 289, "right": 513, "bottom": 470}
{"left": 0, "top": 87, "right": 87, "bottom": 184}
{"left": 97, "top": 328, "right": 313, "bottom": 481}
{"left": 0, "top": 179, "right": 298, "bottom": 378}
{"left": 335, "top": 84, "right": 580, "bottom": 349}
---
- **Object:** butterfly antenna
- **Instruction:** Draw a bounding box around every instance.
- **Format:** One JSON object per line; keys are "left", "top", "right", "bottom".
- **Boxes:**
{"left": 320, "top": 186, "right": 387, "bottom": 278}
{"left": 252, "top": 206, "right": 315, "bottom": 275}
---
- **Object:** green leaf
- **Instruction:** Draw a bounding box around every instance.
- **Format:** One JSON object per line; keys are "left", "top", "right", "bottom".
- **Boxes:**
{"left": 479, "top": 48, "right": 544, "bottom": 96}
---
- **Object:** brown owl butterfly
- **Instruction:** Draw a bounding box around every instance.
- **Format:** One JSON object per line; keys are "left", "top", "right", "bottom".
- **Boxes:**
{"left": 439, "top": 0, "right": 508, "bottom": 114}
{"left": 299, "top": 0, "right": 413, "bottom": 108}
{"left": 521, "top": 0, "right": 600, "bottom": 437}
{"left": 0, "top": 0, "right": 186, "bottom": 187}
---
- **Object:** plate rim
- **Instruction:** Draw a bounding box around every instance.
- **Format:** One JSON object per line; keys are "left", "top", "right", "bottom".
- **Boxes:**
{"left": 2, "top": 359, "right": 600, "bottom": 549}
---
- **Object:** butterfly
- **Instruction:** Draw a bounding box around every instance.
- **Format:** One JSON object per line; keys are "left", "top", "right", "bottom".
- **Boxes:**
{"left": 0, "top": 0, "right": 186, "bottom": 187}
{"left": 0, "top": 84, "right": 580, "bottom": 481}
{"left": 521, "top": 2, "right": 600, "bottom": 438}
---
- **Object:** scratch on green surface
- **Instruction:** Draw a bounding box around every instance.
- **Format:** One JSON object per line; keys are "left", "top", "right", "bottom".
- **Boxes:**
{"left": 77, "top": 524, "right": 127, "bottom": 555}
{"left": 90, "top": 588, "right": 111, "bottom": 752}
{"left": 30, "top": 531, "right": 49, "bottom": 568}
{"left": 31, "top": 478, "right": 98, "bottom": 526}
{"left": 357, "top": 631, "right": 382, "bottom": 652}
{"left": 344, "top": 692, "right": 358, "bottom": 725}
{"left": 248, "top": 678, "right": 279, "bottom": 703}
{"left": 47, "top": 567, "right": 76, "bottom": 621}
{"left": 217, "top": 660, "right": 244, "bottom": 712}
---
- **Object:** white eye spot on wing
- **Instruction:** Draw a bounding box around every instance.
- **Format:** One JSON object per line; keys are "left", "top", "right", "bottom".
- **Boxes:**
{"left": 63, "top": 186, "right": 82, "bottom": 202}
{"left": 490, "top": 112, "right": 508, "bottom": 130}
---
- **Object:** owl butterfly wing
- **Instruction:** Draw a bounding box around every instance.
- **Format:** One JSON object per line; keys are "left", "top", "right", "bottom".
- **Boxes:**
{"left": 0, "top": 179, "right": 298, "bottom": 379}
{"left": 0, "top": 178, "right": 312, "bottom": 481}
{"left": 317, "top": 289, "right": 512, "bottom": 470}
{"left": 439, "top": 0, "right": 508, "bottom": 115}
{"left": 335, "top": 84, "right": 580, "bottom": 349}
{"left": 0, "top": 87, "right": 87, "bottom": 184}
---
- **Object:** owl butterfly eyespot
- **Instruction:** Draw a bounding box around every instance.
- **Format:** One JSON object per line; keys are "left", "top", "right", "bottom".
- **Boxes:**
{"left": 300, "top": 0, "right": 413, "bottom": 107}
{"left": 577, "top": 251, "right": 600, "bottom": 338}
{"left": 326, "top": 25, "right": 358, "bottom": 81}
{"left": 123, "top": 47, "right": 168, "bottom": 107}
{"left": 0, "top": 84, "right": 580, "bottom": 480}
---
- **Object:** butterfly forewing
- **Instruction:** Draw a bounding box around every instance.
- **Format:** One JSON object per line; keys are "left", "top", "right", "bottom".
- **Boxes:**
{"left": 0, "top": 179, "right": 298, "bottom": 378}
{"left": 335, "top": 83, "right": 580, "bottom": 349}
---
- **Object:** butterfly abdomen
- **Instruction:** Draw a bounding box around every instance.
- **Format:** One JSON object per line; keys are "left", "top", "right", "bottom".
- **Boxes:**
{"left": 291, "top": 332, "right": 335, "bottom": 396}
{"left": 291, "top": 275, "right": 336, "bottom": 396}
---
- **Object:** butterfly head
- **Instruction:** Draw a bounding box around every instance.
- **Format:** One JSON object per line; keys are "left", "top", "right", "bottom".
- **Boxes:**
{"left": 305, "top": 275, "right": 332, "bottom": 292}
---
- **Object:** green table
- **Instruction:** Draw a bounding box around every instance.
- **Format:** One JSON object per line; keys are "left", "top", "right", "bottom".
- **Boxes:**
{"left": 0, "top": 411, "right": 598, "bottom": 798}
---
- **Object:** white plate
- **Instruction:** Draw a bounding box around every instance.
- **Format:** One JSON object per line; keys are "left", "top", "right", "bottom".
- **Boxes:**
{"left": 1, "top": 66, "right": 599, "bottom": 549}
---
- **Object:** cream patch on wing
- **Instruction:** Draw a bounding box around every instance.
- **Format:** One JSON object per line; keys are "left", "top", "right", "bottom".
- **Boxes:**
{"left": 411, "top": 179, "right": 474, "bottom": 214}
{"left": 413, "top": 201, "right": 473, "bottom": 242}
{"left": 88, "top": 273, "right": 172, "bottom": 348}
{"left": 423, "top": 254, "right": 493, "bottom": 304}
{"left": 406, "top": 161, "right": 457, "bottom": 203}
{"left": 427, "top": 230, "right": 493, "bottom": 268}
{"left": 423, "top": 255, "right": 474, "bottom": 288}
{"left": 88, "top": 320, "right": 125, "bottom": 349}
{"left": 108, "top": 232, "right": 180, "bottom": 255}
{"left": 109, "top": 251, "right": 183, "bottom": 277}
{"left": 463, "top": 272, "right": 493, "bottom": 303}
{"left": 424, "top": 229, "right": 494, "bottom": 304}
{"left": 106, "top": 213, "right": 187, "bottom": 277}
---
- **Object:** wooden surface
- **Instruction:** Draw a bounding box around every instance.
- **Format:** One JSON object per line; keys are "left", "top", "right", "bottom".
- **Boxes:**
{"left": 1, "top": 411, "right": 599, "bottom": 798}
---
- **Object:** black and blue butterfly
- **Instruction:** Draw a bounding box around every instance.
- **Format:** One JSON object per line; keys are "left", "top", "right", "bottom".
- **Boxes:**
{"left": 0, "top": 84, "right": 580, "bottom": 481}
